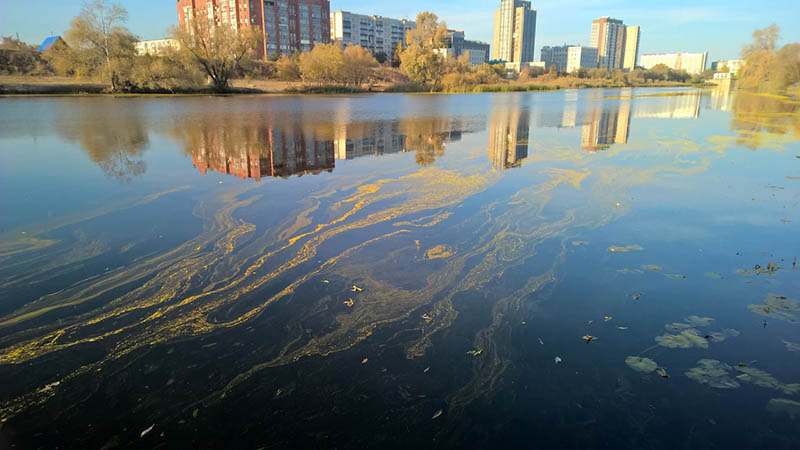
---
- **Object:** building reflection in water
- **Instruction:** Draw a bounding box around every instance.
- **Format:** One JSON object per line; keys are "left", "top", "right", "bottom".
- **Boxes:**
{"left": 489, "top": 99, "right": 530, "bottom": 169}
{"left": 174, "top": 89, "right": 733, "bottom": 181}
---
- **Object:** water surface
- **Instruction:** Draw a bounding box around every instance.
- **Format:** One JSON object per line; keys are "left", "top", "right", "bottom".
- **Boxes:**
{"left": 1, "top": 88, "right": 799, "bottom": 449}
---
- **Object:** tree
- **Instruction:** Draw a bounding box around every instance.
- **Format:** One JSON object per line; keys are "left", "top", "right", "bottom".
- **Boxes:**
{"left": 341, "top": 45, "right": 378, "bottom": 86}
{"left": 173, "top": 18, "right": 260, "bottom": 92}
{"left": 299, "top": 43, "right": 343, "bottom": 84}
{"left": 742, "top": 24, "right": 781, "bottom": 58}
{"left": 391, "top": 42, "right": 403, "bottom": 68}
{"left": 276, "top": 54, "right": 301, "bottom": 81}
{"left": 399, "top": 12, "right": 448, "bottom": 85}
{"left": 62, "top": 0, "right": 137, "bottom": 91}
{"left": 374, "top": 51, "right": 388, "bottom": 64}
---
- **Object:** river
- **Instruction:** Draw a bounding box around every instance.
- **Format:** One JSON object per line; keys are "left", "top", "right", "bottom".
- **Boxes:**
{"left": 0, "top": 88, "right": 799, "bottom": 449}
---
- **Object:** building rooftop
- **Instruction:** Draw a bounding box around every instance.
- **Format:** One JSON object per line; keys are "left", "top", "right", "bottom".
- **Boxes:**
{"left": 38, "top": 36, "right": 63, "bottom": 52}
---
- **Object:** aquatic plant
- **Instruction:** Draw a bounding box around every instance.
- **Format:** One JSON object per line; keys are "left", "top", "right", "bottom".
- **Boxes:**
{"left": 735, "top": 366, "right": 800, "bottom": 395}
{"left": 625, "top": 356, "right": 657, "bottom": 373}
{"left": 685, "top": 359, "right": 741, "bottom": 389}
{"left": 766, "top": 398, "right": 800, "bottom": 420}
{"left": 748, "top": 294, "right": 799, "bottom": 323}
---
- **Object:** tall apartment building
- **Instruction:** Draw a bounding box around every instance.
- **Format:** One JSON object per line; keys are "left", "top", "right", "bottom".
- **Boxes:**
{"left": 622, "top": 26, "right": 639, "bottom": 70}
{"left": 176, "top": 0, "right": 330, "bottom": 60}
{"left": 540, "top": 45, "right": 571, "bottom": 72}
{"left": 566, "top": 46, "right": 598, "bottom": 72}
{"left": 440, "top": 30, "right": 491, "bottom": 66}
{"left": 590, "top": 17, "right": 639, "bottom": 70}
{"left": 639, "top": 52, "right": 708, "bottom": 75}
{"left": 489, "top": 105, "right": 530, "bottom": 169}
{"left": 329, "top": 11, "right": 415, "bottom": 57}
{"left": 492, "top": 0, "right": 537, "bottom": 63}
{"left": 711, "top": 59, "right": 744, "bottom": 75}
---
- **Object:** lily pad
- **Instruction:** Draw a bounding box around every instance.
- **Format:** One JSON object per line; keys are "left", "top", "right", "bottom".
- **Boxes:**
{"left": 686, "top": 315, "right": 714, "bottom": 327}
{"left": 767, "top": 398, "right": 800, "bottom": 420}
{"left": 735, "top": 366, "right": 800, "bottom": 395}
{"left": 617, "top": 268, "right": 644, "bottom": 275}
{"left": 783, "top": 341, "right": 800, "bottom": 352}
{"left": 748, "top": 294, "right": 800, "bottom": 323}
{"left": 664, "top": 322, "right": 692, "bottom": 332}
{"left": 685, "top": 359, "right": 741, "bottom": 389}
{"left": 608, "top": 245, "right": 644, "bottom": 253}
{"left": 656, "top": 332, "right": 693, "bottom": 349}
{"left": 625, "top": 356, "right": 657, "bottom": 373}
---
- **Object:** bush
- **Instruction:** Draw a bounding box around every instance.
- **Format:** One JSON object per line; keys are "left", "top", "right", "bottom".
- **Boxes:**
{"left": 276, "top": 55, "right": 301, "bottom": 81}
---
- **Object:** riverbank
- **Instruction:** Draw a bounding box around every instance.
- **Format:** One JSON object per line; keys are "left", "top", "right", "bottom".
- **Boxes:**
{"left": 1, "top": 75, "right": 699, "bottom": 96}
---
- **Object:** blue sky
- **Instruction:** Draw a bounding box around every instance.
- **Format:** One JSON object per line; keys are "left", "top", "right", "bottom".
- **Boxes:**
{"left": 2, "top": 0, "right": 799, "bottom": 61}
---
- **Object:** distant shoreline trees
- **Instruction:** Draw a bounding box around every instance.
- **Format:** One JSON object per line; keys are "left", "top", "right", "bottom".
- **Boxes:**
{"left": 739, "top": 24, "right": 800, "bottom": 93}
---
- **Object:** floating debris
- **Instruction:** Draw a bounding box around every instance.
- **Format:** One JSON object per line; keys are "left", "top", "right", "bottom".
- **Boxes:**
{"left": 571, "top": 241, "right": 589, "bottom": 246}
{"left": 583, "top": 335, "right": 596, "bottom": 344}
{"left": 322, "top": 280, "right": 330, "bottom": 284}
{"left": 421, "top": 313, "right": 432, "bottom": 322}
{"left": 666, "top": 274, "right": 687, "bottom": 279}
{"left": 735, "top": 366, "right": 800, "bottom": 395}
{"left": 617, "top": 326, "right": 629, "bottom": 330}
{"left": 704, "top": 272, "right": 723, "bottom": 279}
{"left": 423, "top": 367, "right": 430, "bottom": 373}
{"left": 351, "top": 285, "right": 364, "bottom": 292}
{"left": 685, "top": 359, "right": 741, "bottom": 389}
{"left": 608, "top": 245, "right": 644, "bottom": 253}
{"left": 37, "top": 381, "right": 61, "bottom": 393}
{"left": 603, "top": 316, "right": 613, "bottom": 322}
{"left": 630, "top": 292, "right": 643, "bottom": 301}
{"left": 655, "top": 367, "right": 670, "bottom": 379}
{"left": 625, "top": 356, "right": 657, "bottom": 373}
{"left": 555, "top": 356, "right": 562, "bottom": 364}
{"left": 736, "top": 269, "right": 752, "bottom": 276}
{"left": 537, "top": 337, "right": 544, "bottom": 345}
{"left": 783, "top": 341, "right": 800, "bottom": 352}
{"left": 432, "top": 409, "right": 443, "bottom": 420}
{"left": 617, "top": 268, "right": 644, "bottom": 275}
{"left": 140, "top": 424, "right": 155, "bottom": 438}
{"left": 781, "top": 219, "right": 792, "bottom": 223}
{"left": 425, "top": 245, "right": 454, "bottom": 260}
{"left": 343, "top": 298, "right": 355, "bottom": 308}
{"left": 192, "top": 409, "right": 199, "bottom": 419}
{"left": 766, "top": 398, "right": 800, "bottom": 420}
{"left": 642, "top": 265, "right": 662, "bottom": 271}
{"left": 361, "top": 358, "right": 369, "bottom": 364}
{"left": 467, "top": 348, "right": 483, "bottom": 356}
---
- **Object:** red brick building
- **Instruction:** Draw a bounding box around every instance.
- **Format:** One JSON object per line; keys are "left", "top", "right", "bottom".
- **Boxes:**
{"left": 176, "top": 0, "right": 330, "bottom": 60}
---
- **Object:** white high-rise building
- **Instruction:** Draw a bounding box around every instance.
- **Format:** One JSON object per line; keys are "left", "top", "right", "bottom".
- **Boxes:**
{"left": 330, "top": 11, "right": 416, "bottom": 57}
{"left": 590, "top": 17, "right": 639, "bottom": 70}
{"left": 566, "top": 46, "right": 599, "bottom": 73}
{"left": 639, "top": 52, "right": 708, "bottom": 75}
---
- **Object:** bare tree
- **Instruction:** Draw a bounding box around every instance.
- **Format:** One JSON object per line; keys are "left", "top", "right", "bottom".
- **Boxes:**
{"left": 742, "top": 24, "right": 781, "bottom": 58}
{"left": 172, "top": 19, "right": 260, "bottom": 92}
{"left": 65, "top": 0, "right": 136, "bottom": 91}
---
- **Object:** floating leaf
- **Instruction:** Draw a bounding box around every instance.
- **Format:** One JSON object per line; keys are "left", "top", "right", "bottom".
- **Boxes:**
{"left": 608, "top": 245, "right": 644, "bottom": 253}
{"left": 766, "top": 398, "right": 800, "bottom": 420}
{"left": 432, "top": 409, "right": 443, "bottom": 419}
{"left": 642, "top": 265, "right": 662, "bottom": 271}
{"left": 685, "top": 359, "right": 741, "bottom": 389}
{"left": 625, "top": 356, "right": 657, "bottom": 373}
{"left": 351, "top": 285, "right": 363, "bottom": 292}
{"left": 686, "top": 315, "right": 714, "bottom": 327}
{"left": 571, "top": 241, "right": 589, "bottom": 246}
{"left": 655, "top": 367, "right": 670, "bottom": 379}
{"left": 656, "top": 332, "right": 693, "bottom": 349}
{"left": 783, "top": 341, "right": 800, "bottom": 352}
{"left": 343, "top": 299, "right": 354, "bottom": 308}
{"left": 666, "top": 274, "right": 687, "bottom": 279}
{"left": 554, "top": 356, "right": 562, "bottom": 364}
{"left": 704, "top": 272, "right": 723, "bottom": 279}
{"left": 583, "top": 335, "right": 596, "bottom": 343}
{"left": 735, "top": 366, "right": 800, "bottom": 395}
{"left": 467, "top": 348, "right": 483, "bottom": 356}
{"left": 617, "top": 268, "right": 644, "bottom": 275}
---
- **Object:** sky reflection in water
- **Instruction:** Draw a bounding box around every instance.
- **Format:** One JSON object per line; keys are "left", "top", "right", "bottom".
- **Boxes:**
{"left": 0, "top": 87, "right": 799, "bottom": 449}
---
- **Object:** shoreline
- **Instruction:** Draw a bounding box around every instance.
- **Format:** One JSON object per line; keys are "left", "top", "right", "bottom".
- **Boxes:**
{"left": 0, "top": 75, "right": 705, "bottom": 97}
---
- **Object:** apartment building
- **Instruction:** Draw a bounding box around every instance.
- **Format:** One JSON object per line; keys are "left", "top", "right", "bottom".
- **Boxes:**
{"left": 176, "top": 0, "right": 330, "bottom": 60}
{"left": 134, "top": 38, "right": 180, "bottom": 56}
{"left": 492, "top": 0, "right": 537, "bottom": 63}
{"left": 440, "top": 31, "right": 490, "bottom": 66}
{"left": 591, "top": 17, "right": 639, "bottom": 70}
{"left": 540, "top": 45, "right": 571, "bottom": 72}
{"left": 566, "top": 46, "right": 598, "bottom": 72}
{"left": 329, "top": 11, "right": 415, "bottom": 57}
{"left": 711, "top": 59, "right": 744, "bottom": 75}
{"left": 639, "top": 52, "right": 708, "bottom": 75}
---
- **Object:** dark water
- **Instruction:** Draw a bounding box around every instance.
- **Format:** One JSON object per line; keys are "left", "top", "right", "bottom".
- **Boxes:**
{"left": 0, "top": 88, "right": 799, "bottom": 449}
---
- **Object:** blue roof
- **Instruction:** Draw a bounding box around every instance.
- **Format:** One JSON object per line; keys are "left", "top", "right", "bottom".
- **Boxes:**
{"left": 38, "top": 36, "right": 62, "bottom": 52}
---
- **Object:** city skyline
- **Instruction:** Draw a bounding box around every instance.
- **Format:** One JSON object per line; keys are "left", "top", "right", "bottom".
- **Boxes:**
{"left": 2, "top": 0, "right": 800, "bottom": 61}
